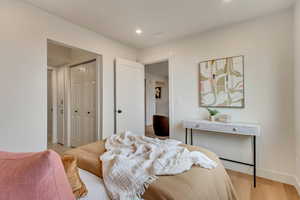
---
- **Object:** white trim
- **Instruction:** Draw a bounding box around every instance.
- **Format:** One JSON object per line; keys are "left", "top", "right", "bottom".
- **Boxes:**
{"left": 47, "top": 39, "right": 103, "bottom": 147}
{"left": 47, "top": 67, "right": 58, "bottom": 144}
{"left": 51, "top": 68, "right": 58, "bottom": 144}
{"left": 295, "top": 156, "right": 300, "bottom": 195}
{"left": 116, "top": 58, "right": 144, "bottom": 69}
{"left": 294, "top": 176, "right": 300, "bottom": 195}
{"left": 96, "top": 56, "right": 103, "bottom": 140}
{"left": 257, "top": 168, "right": 296, "bottom": 185}
{"left": 64, "top": 65, "right": 71, "bottom": 147}
{"left": 224, "top": 163, "right": 297, "bottom": 186}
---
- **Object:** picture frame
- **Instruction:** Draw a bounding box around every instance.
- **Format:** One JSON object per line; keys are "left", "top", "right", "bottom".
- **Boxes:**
{"left": 199, "top": 55, "right": 245, "bottom": 108}
{"left": 155, "top": 87, "right": 162, "bottom": 99}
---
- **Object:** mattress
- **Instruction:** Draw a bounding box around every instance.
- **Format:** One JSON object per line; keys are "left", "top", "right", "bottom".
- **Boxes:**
{"left": 79, "top": 169, "right": 110, "bottom": 200}
{"left": 66, "top": 142, "right": 238, "bottom": 200}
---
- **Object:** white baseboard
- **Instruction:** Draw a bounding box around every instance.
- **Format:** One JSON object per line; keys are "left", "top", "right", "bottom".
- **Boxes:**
{"left": 257, "top": 168, "right": 296, "bottom": 185}
{"left": 295, "top": 156, "right": 300, "bottom": 195}
{"left": 294, "top": 176, "right": 300, "bottom": 195}
{"left": 223, "top": 161, "right": 298, "bottom": 191}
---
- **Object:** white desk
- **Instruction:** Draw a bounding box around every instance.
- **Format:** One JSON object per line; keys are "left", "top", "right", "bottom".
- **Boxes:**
{"left": 183, "top": 119, "right": 260, "bottom": 187}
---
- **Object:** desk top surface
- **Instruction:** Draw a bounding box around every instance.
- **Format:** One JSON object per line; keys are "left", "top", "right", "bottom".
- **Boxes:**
{"left": 183, "top": 119, "right": 260, "bottom": 136}
{"left": 183, "top": 119, "right": 260, "bottom": 127}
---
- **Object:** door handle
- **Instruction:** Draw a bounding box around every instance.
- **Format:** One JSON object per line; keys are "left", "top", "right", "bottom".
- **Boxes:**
{"left": 117, "top": 110, "right": 122, "bottom": 114}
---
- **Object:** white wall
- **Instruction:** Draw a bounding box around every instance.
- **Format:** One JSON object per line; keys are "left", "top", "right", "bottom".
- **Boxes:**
{"left": 0, "top": 0, "right": 137, "bottom": 152}
{"left": 138, "top": 10, "right": 295, "bottom": 184}
{"left": 294, "top": 1, "right": 300, "bottom": 192}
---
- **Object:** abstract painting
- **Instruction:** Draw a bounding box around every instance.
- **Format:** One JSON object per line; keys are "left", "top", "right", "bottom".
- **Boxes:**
{"left": 199, "top": 56, "right": 244, "bottom": 108}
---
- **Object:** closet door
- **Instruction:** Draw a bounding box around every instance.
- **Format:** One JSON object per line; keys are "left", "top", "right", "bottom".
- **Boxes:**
{"left": 83, "top": 62, "right": 97, "bottom": 144}
{"left": 70, "top": 66, "right": 83, "bottom": 147}
{"left": 71, "top": 61, "right": 97, "bottom": 147}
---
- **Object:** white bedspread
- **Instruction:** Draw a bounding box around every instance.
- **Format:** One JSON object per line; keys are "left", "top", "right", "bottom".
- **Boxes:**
{"left": 79, "top": 169, "right": 110, "bottom": 200}
{"left": 100, "top": 131, "right": 217, "bottom": 200}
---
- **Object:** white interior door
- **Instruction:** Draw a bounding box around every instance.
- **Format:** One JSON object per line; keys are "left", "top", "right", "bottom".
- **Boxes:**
{"left": 71, "top": 61, "right": 97, "bottom": 147}
{"left": 70, "top": 66, "right": 82, "bottom": 147}
{"left": 57, "top": 67, "right": 65, "bottom": 144}
{"left": 115, "top": 58, "right": 145, "bottom": 135}
{"left": 83, "top": 61, "right": 97, "bottom": 144}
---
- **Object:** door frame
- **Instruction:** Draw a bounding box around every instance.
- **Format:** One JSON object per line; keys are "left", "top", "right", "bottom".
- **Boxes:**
{"left": 141, "top": 57, "right": 174, "bottom": 138}
{"left": 47, "top": 67, "right": 58, "bottom": 144}
{"left": 47, "top": 39, "right": 103, "bottom": 148}
{"left": 51, "top": 65, "right": 68, "bottom": 146}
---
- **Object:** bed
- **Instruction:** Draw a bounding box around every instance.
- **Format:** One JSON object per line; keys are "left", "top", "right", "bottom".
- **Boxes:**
{"left": 66, "top": 140, "right": 238, "bottom": 200}
{"left": 79, "top": 168, "right": 110, "bottom": 200}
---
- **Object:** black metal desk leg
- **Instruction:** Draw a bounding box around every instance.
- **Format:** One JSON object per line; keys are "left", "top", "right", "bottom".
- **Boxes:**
{"left": 185, "top": 128, "right": 188, "bottom": 144}
{"left": 253, "top": 136, "right": 256, "bottom": 187}
{"left": 191, "top": 129, "right": 193, "bottom": 145}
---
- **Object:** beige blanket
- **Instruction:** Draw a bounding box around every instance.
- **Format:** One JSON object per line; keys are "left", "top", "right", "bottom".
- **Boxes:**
{"left": 64, "top": 140, "right": 238, "bottom": 200}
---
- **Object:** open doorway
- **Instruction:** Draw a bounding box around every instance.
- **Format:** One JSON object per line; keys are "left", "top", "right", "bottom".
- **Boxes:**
{"left": 145, "top": 61, "right": 169, "bottom": 139}
{"left": 47, "top": 40, "right": 102, "bottom": 154}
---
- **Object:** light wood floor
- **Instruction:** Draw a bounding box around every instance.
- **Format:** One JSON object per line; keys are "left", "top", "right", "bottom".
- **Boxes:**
{"left": 48, "top": 142, "right": 300, "bottom": 200}
{"left": 145, "top": 125, "right": 156, "bottom": 138}
{"left": 228, "top": 170, "right": 299, "bottom": 200}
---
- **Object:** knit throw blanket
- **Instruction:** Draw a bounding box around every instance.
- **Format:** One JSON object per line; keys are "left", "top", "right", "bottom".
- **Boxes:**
{"left": 100, "top": 132, "right": 217, "bottom": 200}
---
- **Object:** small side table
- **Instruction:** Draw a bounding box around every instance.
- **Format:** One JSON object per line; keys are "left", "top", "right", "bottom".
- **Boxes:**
{"left": 183, "top": 120, "right": 260, "bottom": 187}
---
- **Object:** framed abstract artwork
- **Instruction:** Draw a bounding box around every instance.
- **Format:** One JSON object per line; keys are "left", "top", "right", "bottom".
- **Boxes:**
{"left": 199, "top": 55, "right": 245, "bottom": 108}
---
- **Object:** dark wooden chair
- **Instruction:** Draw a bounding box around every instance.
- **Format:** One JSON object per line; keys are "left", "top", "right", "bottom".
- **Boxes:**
{"left": 153, "top": 115, "right": 169, "bottom": 137}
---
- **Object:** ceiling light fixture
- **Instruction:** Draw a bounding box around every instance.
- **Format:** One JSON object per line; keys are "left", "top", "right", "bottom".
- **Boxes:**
{"left": 136, "top": 29, "right": 143, "bottom": 35}
{"left": 223, "top": 0, "right": 232, "bottom": 3}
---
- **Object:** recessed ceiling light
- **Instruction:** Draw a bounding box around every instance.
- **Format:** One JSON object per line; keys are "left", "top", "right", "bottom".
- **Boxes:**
{"left": 223, "top": 0, "right": 232, "bottom": 3}
{"left": 136, "top": 29, "right": 143, "bottom": 35}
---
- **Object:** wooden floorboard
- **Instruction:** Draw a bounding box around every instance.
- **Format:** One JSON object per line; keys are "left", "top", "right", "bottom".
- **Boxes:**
{"left": 227, "top": 170, "right": 300, "bottom": 200}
